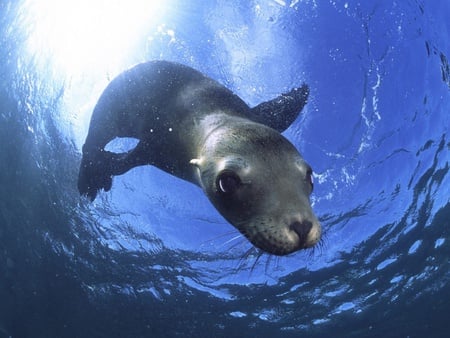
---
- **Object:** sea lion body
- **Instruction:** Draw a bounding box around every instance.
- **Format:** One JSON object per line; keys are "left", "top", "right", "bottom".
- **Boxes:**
{"left": 79, "top": 61, "right": 321, "bottom": 255}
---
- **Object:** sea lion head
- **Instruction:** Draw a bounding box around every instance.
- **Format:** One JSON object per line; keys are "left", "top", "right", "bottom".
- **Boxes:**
{"left": 191, "top": 122, "right": 321, "bottom": 256}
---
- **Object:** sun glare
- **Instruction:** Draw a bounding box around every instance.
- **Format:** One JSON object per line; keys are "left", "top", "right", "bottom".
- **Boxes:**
{"left": 23, "top": 0, "right": 170, "bottom": 146}
{"left": 25, "top": 0, "right": 167, "bottom": 76}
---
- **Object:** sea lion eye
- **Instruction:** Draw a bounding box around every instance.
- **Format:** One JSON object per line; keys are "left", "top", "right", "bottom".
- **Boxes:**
{"left": 216, "top": 170, "right": 241, "bottom": 194}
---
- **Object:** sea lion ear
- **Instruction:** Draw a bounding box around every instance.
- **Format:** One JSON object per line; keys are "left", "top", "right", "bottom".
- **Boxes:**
{"left": 249, "top": 84, "right": 309, "bottom": 132}
{"left": 190, "top": 158, "right": 204, "bottom": 168}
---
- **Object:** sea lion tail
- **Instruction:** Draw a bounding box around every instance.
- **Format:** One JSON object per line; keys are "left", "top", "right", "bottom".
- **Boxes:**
{"left": 78, "top": 148, "right": 114, "bottom": 201}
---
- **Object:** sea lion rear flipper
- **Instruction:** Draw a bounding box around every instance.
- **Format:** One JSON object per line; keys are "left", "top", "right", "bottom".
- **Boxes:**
{"left": 78, "top": 141, "right": 152, "bottom": 201}
{"left": 78, "top": 149, "right": 115, "bottom": 201}
{"left": 250, "top": 84, "right": 309, "bottom": 132}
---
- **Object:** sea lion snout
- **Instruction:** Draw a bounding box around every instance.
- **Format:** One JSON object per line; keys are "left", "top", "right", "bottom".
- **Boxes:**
{"left": 242, "top": 215, "right": 321, "bottom": 256}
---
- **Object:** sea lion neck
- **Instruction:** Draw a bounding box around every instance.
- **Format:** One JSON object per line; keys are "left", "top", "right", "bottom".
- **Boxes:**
{"left": 194, "top": 112, "right": 253, "bottom": 153}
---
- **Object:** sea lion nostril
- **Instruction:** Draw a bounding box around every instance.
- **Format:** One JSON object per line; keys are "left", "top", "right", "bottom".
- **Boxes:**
{"left": 290, "top": 221, "right": 313, "bottom": 242}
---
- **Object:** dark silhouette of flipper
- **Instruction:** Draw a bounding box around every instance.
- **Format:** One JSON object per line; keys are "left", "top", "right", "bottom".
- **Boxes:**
{"left": 78, "top": 141, "right": 152, "bottom": 201}
{"left": 78, "top": 149, "right": 114, "bottom": 201}
{"left": 250, "top": 84, "right": 309, "bottom": 133}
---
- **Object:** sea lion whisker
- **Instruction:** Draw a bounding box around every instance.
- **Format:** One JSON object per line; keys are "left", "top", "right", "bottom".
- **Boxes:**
{"left": 222, "top": 234, "right": 246, "bottom": 246}
{"left": 264, "top": 253, "right": 274, "bottom": 273}
{"left": 241, "top": 246, "right": 257, "bottom": 260}
{"left": 249, "top": 250, "right": 265, "bottom": 274}
{"left": 199, "top": 231, "right": 250, "bottom": 257}
{"left": 199, "top": 229, "right": 242, "bottom": 245}
{"left": 234, "top": 246, "right": 257, "bottom": 272}
{"left": 222, "top": 237, "right": 250, "bottom": 255}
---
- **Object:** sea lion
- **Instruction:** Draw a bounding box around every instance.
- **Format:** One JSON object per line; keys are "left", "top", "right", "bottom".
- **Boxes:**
{"left": 78, "top": 60, "right": 321, "bottom": 255}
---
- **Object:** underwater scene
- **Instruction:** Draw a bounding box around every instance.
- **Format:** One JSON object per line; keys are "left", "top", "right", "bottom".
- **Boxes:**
{"left": 0, "top": 0, "right": 449, "bottom": 337}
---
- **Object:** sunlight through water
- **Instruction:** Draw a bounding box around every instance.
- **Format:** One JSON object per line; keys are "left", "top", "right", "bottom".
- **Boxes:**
{"left": 23, "top": 0, "right": 170, "bottom": 145}
{"left": 25, "top": 0, "right": 167, "bottom": 76}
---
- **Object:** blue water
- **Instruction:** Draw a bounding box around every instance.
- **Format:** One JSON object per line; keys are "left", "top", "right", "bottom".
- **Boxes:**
{"left": 1, "top": 1, "right": 449, "bottom": 337}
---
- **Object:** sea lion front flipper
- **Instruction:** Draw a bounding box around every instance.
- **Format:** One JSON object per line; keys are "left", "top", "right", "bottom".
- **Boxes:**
{"left": 250, "top": 84, "right": 309, "bottom": 132}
